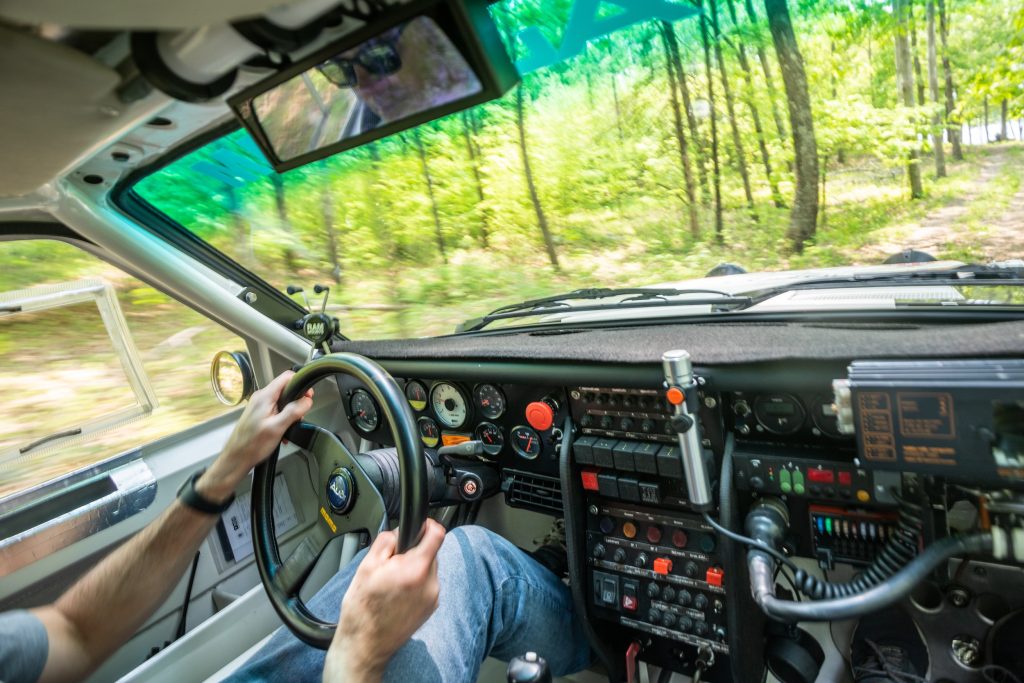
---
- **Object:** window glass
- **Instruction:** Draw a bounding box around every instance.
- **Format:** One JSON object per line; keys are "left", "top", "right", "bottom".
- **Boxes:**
{"left": 0, "top": 240, "right": 244, "bottom": 499}
{"left": 133, "top": 0, "right": 1024, "bottom": 339}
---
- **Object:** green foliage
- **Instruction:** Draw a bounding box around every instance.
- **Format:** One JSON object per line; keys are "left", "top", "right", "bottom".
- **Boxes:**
{"left": 129, "top": 0, "right": 1020, "bottom": 339}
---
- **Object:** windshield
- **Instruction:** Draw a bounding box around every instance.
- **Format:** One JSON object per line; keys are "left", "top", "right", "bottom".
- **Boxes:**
{"left": 133, "top": 0, "right": 1024, "bottom": 339}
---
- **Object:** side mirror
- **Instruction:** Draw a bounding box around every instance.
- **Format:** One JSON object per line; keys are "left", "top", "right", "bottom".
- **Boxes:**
{"left": 210, "top": 350, "right": 255, "bottom": 406}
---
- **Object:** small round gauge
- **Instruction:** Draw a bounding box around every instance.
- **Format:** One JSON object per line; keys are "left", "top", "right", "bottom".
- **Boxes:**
{"left": 753, "top": 393, "right": 806, "bottom": 435}
{"left": 418, "top": 417, "right": 440, "bottom": 448}
{"left": 474, "top": 384, "right": 506, "bottom": 420}
{"left": 475, "top": 422, "right": 504, "bottom": 456}
{"left": 405, "top": 380, "right": 428, "bottom": 412}
{"left": 431, "top": 382, "right": 468, "bottom": 429}
{"left": 510, "top": 425, "right": 541, "bottom": 460}
{"left": 350, "top": 389, "right": 380, "bottom": 432}
{"left": 812, "top": 395, "right": 843, "bottom": 438}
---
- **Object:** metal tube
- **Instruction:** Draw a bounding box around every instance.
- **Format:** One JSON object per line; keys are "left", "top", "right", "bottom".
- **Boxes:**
{"left": 662, "top": 349, "right": 713, "bottom": 510}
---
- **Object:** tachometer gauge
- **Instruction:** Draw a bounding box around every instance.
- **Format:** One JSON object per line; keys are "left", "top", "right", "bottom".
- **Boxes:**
{"left": 475, "top": 422, "right": 504, "bottom": 457}
{"left": 430, "top": 382, "right": 468, "bottom": 429}
{"left": 405, "top": 380, "right": 428, "bottom": 412}
{"left": 753, "top": 393, "right": 806, "bottom": 435}
{"left": 510, "top": 426, "right": 541, "bottom": 460}
{"left": 474, "top": 384, "right": 506, "bottom": 420}
{"left": 811, "top": 395, "right": 843, "bottom": 438}
{"left": 350, "top": 389, "right": 380, "bottom": 432}
{"left": 418, "top": 417, "right": 440, "bottom": 448}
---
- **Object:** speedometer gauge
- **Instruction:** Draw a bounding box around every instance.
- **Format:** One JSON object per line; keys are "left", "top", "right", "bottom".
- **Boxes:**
{"left": 405, "top": 380, "right": 428, "bottom": 411}
{"left": 430, "top": 382, "right": 468, "bottom": 429}
{"left": 350, "top": 389, "right": 380, "bottom": 432}
{"left": 474, "top": 384, "right": 506, "bottom": 420}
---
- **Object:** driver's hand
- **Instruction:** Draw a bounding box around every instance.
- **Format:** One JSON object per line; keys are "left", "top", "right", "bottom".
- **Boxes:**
{"left": 197, "top": 370, "right": 314, "bottom": 504}
{"left": 323, "top": 519, "right": 446, "bottom": 683}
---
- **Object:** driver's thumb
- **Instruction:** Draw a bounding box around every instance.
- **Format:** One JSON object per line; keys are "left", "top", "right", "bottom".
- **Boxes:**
{"left": 269, "top": 393, "right": 314, "bottom": 431}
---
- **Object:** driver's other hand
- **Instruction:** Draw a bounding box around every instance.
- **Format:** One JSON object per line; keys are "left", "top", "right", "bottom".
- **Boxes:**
{"left": 324, "top": 519, "right": 446, "bottom": 683}
{"left": 197, "top": 371, "right": 314, "bottom": 503}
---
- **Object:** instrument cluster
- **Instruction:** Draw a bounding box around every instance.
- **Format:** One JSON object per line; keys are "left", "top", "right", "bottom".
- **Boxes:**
{"left": 341, "top": 377, "right": 569, "bottom": 477}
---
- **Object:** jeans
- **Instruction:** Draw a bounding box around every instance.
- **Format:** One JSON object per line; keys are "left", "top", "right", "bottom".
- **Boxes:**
{"left": 227, "top": 525, "right": 592, "bottom": 682}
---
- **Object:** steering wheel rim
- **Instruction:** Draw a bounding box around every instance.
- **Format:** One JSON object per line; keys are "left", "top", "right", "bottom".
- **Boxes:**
{"left": 251, "top": 352, "right": 427, "bottom": 649}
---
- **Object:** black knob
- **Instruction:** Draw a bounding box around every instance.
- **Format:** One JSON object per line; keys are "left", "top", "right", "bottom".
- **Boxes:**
{"left": 661, "top": 586, "right": 676, "bottom": 602}
{"left": 662, "top": 612, "right": 677, "bottom": 629}
{"left": 584, "top": 392, "right": 597, "bottom": 402}
{"left": 633, "top": 553, "right": 648, "bottom": 569}
{"left": 712, "top": 599, "right": 724, "bottom": 614}
{"left": 678, "top": 616, "right": 693, "bottom": 632}
{"left": 684, "top": 561, "right": 699, "bottom": 578}
{"left": 640, "top": 395, "right": 654, "bottom": 409}
{"left": 609, "top": 394, "right": 622, "bottom": 407}
{"left": 598, "top": 393, "right": 610, "bottom": 405}
{"left": 749, "top": 476, "right": 765, "bottom": 491}
{"left": 625, "top": 395, "right": 638, "bottom": 408}
{"left": 715, "top": 626, "right": 727, "bottom": 641}
{"left": 600, "top": 415, "right": 614, "bottom": 429}
{"left": 648, "top": 608, "right": 662, "bottom": 625}
{"left": 646, "top": 582, "right": 661, "bottom": 599}
{"left": 507, "top": 652, "right": 552, "bottom": 683}
{"left": 676, "top": 589, "right": 692, "bottom": 607}
{"left": 612, "top": 548, "right": 628, "bottom": 564}
{"left": 694, "top": 621, "right": 709, "bottom": 637}
{"left": 592, "top": 544, "right": 606, "bottom": 560}
{"left": 580, "top": 414, "right": 593, "bottom": 428}
{"left": 640, "top": 419, "right": 654, "bottom": 433}
{"left": 694, "top": 594, "right": 709, "bottom": 611}
{"left": 619, "top": 418, "right": 635, "bottom": 432}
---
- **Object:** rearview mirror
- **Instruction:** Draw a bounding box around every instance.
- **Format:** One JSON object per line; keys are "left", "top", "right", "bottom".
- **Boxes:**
{"left": 229, "top": 0, "right": 518, "bottom": 172}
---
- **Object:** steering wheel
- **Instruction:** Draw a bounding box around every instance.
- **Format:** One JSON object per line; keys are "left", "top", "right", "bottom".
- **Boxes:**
{"left": 251, "top": 353, "right": 428, "bottom": 649}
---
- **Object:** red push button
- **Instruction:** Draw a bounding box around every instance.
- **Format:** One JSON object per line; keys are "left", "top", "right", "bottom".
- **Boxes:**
{"left": 622, "top": 594, "right": 638, "bottom": 612}
{"left": 525, "top": 401, "right": 555, "bottom": 431}
{"left": 807, "top": 468, "right": 835, "bottom": 484}
{"left": 646, "top": 525, "right": 663, "bottom": 544}
{"left": 666, "top": 387, "right": 685, "bottom": 405}
{"left": 653, "top": 557, "right": 673, "bottom": 575}
{"left": 837, "top": 471, "right": 853, "bottom": 486}
{"left": 706, "top": 566, "right": 724, "bottom": 587}
{"left": 671, "top": 529, "right": 689, "bottom": 549}
{"left": 581, "top": 469, "right": 599, "bottom": 491}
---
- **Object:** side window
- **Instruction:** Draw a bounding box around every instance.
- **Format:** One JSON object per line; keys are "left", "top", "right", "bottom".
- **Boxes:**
{"left": 0, "top": 239, "right": 245, "bottom": 499}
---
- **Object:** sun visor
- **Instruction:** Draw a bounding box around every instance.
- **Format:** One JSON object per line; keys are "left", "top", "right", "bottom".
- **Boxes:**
{"left": 0, "top": 26, "right": 121, "bottom": 198}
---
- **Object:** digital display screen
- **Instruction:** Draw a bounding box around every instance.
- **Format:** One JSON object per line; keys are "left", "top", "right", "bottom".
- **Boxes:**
{"left": 992, "top": 400, "right": 1024, "bottom": 466}
{"left": 763, "top": 402, "right": 796, "bottom": 416}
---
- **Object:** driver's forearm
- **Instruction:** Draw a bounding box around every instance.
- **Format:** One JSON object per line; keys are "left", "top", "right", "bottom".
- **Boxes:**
{"left": 34, "top": 496, "right": 222, "bottom": 682}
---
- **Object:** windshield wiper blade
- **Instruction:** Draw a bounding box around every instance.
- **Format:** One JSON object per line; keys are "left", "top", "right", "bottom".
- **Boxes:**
{"left": 457, "top": 287, "right": 751, "bottom": 332}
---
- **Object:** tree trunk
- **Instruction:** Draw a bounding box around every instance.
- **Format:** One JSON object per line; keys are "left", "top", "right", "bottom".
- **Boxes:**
{"left": 937, "top": 0, "right": 962, "bottom": 160}
{"left": 321, "top": 187, "right": 343, "bottom": 285}
{"left": 926, "top": 0, "right": 946, "bottom": 177}
{"left": 365, "top": 143, "right": 407, "bottom": 336}
{"left": 984, "top": 96, "right": 990, "bottom": 142}
{"left": 764, "top": 0, "right": 819, "bottom": 251}
{"left": 744, "top": 0, "right": 788, "bottom": 143}
{"left": 1001, "top": 99, "right": 1009, "bottom": 141}
{"left": 819, "top": 156, "right": 827, "bottom": 228}
{"left": 726, "top": 0, "right": 785, "bottom": 207}
{"left": 710, "top": 0, "right": 757, "bottom": 221}
{"left": 611, "top": 74, "right": 625, "bottom": 144}
{"left": 673, "top": 33, "right": 711, "bottom": 206}
{"left": 413, "top": 129, "right": 447, "bottom": 263}
{"left": 660, "top": 21, "right": 701, "bottom": 238}
{"left": 894, "top": 0, "right": 924, "bottom": 199}
{"left": 699, "top": 7, "right": 724, "bottom": 243}
{"left": 909, "top": 0, "right": 927, "bottom": 106}
{"left": 460, "top": 110, "right": 490, "bottom": 248}
{"left": 270, "top": 174, "right": 299, "bottom": 270}
{"left": 515, "top": 83, "right": 559, "bottom": 270}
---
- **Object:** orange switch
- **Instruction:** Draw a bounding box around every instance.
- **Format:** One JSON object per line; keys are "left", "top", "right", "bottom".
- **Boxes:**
{"left": 581, "top": 469, "right": 599, "bottom": 491}
{"left": 706, "top": 566, "right": 724, "bottom": 587}
{"left": 666, "top": 387, "right": 684, "bottom": 405}
{"left": 622, "top": 522, "right": 637, "bottom": 539}
{"left": 653, "top": 557, "right": 673, "bottom": 575}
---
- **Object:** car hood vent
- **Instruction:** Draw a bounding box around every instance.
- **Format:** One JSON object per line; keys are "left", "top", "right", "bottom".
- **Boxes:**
{"left": 502, "top": 469, "right": 562, "bottom": 514}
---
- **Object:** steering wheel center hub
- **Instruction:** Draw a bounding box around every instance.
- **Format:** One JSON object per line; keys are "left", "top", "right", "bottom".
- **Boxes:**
{"left": 326, "top": 468, "right": 357, "bottom": 514}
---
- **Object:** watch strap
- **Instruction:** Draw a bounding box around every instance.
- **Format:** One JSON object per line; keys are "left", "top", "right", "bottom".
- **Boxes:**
{"left": 177, "top": 469, "right": 235, "bottom": 515}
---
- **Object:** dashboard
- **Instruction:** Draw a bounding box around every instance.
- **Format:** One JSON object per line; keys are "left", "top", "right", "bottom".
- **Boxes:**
{"left": 329, "top": 340, "right": 1024, "bottom": 683}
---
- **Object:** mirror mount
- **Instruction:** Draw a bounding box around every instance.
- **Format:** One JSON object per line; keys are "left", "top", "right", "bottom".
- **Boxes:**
{"left": 229, "top": 0, "right": 518, "bottom": 172}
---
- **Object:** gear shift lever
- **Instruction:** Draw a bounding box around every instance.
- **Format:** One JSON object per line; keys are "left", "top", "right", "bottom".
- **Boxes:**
{"left": 507, "top": 652, "right": 552, "bottom": 683}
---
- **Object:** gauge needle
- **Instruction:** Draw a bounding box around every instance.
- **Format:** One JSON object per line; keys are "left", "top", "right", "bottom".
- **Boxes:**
{"left": 526, "top": 435, "right": 534, "bottom": 452}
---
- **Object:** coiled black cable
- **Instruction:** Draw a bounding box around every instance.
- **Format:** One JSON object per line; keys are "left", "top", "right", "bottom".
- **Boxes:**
{"left": 792, "top": 489, "right": 925, "bottom": 600}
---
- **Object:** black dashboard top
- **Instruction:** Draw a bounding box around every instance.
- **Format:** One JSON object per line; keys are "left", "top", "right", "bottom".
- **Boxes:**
{"left": 333, "top": 318, "right": 1024, "bottom": 366}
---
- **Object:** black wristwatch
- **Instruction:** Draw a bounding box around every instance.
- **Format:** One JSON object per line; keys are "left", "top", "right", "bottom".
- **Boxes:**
{"left": 177, "top": 468, "right": 236, "bottom": 515}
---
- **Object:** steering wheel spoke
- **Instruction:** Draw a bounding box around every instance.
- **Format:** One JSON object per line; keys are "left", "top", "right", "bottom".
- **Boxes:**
{"left": 274, "top": 523, "right": 335, "bottom": 597}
